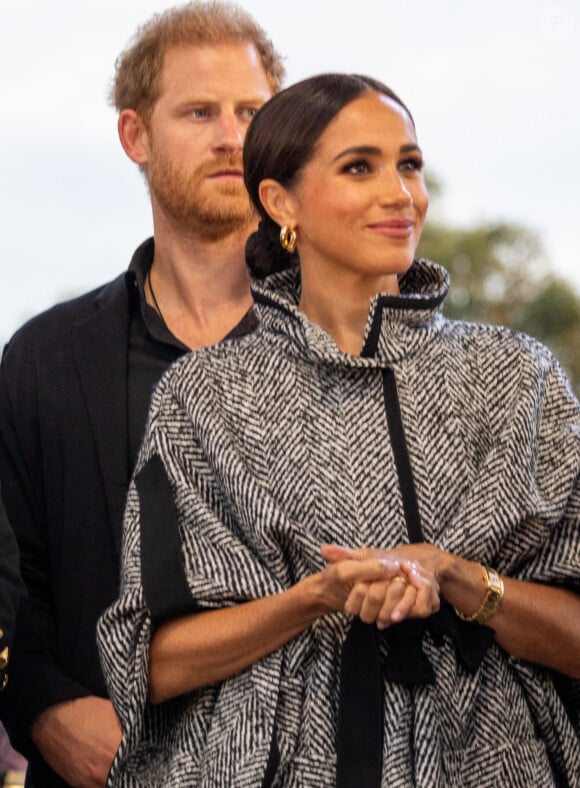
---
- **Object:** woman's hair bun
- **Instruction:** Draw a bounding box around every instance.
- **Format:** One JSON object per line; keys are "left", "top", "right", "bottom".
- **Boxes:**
{"left": 246, "top": 220, "right": 297, "bottom": 279}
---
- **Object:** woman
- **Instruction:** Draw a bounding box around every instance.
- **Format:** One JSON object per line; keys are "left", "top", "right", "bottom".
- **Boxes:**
{"left": 99, "top": 74, "right": 580, "bottom": 786}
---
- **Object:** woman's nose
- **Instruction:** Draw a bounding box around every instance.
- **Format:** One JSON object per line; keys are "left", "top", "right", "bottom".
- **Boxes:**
{"left": 379, "top": 171, "right": 413, "bottom": 207}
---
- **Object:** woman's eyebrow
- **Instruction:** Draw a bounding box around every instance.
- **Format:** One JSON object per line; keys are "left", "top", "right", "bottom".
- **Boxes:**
{"left": 332, "top": 143, "right": 422, "bottom": 163}
{"left": 332, "top": 145, "right": 381, "bottom": 163}
{"left": 400, "top": 143, "right": 422, "bottom": 155}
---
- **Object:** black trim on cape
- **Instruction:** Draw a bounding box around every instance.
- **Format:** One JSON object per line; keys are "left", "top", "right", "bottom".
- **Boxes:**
{"left": 136, "top": 455, "right": 196, "bottom": 626}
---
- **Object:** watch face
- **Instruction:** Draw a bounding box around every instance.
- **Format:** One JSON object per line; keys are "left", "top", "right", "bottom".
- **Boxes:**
{"left": 487, "top": 569, "right": 502, "bottom": 593}
{"left": 474, "top": 567, "right": 504, "bottom": 624}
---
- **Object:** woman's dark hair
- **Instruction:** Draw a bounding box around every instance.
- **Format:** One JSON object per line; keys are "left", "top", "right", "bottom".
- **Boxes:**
{"left": 243, "top": 73, "right": 413, "bottom": 279}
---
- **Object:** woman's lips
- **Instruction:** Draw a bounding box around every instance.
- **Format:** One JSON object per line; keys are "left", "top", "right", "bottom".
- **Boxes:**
{"left": 367, "top": 219, "right": 414, "bottom": 238}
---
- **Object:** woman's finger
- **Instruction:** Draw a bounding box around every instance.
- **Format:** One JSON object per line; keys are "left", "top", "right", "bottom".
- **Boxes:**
{"left": 344, "top": 580, "right": 376, "bottom": 616}
{"left": 400, "top": 561, "right": 440, "bottom": 594}
{"left": 321, "top": 544, "right": 403, "bottom": 578}
{"left": 320, "top": 544, "right": 356, "bottom": 563}
{"left": 388, "top": 581, "right": 419, "bottom": 624}
{"left": 334, "top": 558, "right": 402, "bottom": 588}
{"left": 358, "top": 580, "right": 394, "bottom": 623}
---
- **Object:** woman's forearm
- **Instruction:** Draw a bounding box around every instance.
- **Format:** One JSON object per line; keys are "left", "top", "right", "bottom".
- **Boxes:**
{"left": 148, "top": 574, "right": 325, "bottom": 703}
{"left": 441, "top": 553, "right": 580, "bottom": 678}
{"left": 147, "top": 554, "right": 411, "bottom": 703}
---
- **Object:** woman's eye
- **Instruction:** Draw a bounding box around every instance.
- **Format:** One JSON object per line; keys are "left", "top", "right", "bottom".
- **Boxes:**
{"left": 399, "top": 157, "right": 424, "bottom": 172}
{"left": 344, "top": 160, "right": 370, "bottom": 175}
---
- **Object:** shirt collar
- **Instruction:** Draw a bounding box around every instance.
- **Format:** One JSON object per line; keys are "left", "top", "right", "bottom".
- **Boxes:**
{"left": 127, "top": 238, "right": 189, "bottom": 351}
{"left": 127, "top": 237, "right": 258, "bottom": 349}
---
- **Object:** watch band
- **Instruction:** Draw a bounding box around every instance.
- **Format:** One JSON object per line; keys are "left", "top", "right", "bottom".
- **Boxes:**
{"left": 455, "top": 564, "right": 504, "bottom": 625}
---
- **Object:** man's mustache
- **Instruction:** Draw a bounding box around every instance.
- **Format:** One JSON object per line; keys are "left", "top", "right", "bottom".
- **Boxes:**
{"left": 197, "top": 154, "right": 244, "bottom": 177}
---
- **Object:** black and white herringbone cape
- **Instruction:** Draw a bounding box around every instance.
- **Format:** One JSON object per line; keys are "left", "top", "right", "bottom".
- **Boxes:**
{"left": 98, "top": 260, "right": 580, "bottom": 787}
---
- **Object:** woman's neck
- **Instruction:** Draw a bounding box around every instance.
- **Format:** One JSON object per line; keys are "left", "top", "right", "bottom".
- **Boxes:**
{"left": 298, "top": 267, "right": 400, "bottom": 356}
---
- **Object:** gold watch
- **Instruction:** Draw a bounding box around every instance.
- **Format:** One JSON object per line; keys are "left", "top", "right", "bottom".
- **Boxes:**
{"left": 455, "top": 565, "right": 504, "bottom": 625}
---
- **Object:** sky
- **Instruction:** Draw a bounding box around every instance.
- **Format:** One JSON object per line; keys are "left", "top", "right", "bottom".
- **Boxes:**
{"left": 1, "top": 0, "right": 578, "bottom": 344}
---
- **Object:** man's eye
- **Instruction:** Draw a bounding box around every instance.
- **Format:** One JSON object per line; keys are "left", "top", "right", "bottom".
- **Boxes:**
{"left": 191, "top": 108, "right": 208, "bottom": 119}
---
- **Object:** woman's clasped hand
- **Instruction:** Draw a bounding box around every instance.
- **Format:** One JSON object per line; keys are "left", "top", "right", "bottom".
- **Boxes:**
{"left": 319, "top": 543, "right": 440, "bottom": 628}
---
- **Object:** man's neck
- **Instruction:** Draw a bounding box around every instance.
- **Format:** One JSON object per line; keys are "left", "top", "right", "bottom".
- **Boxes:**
{"left": 148, "top": 218, "right": 255, "bottom": 350}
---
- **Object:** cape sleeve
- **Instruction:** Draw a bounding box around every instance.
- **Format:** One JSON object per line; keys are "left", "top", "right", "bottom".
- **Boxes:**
{"left": 97, "top": 376, "right": 286, "bottom": 784}
{"left": 510, "top": 353, "right": 580, "bottom": 586}
{"left": 521, "top": 356, "right": 580, "bottom": 735}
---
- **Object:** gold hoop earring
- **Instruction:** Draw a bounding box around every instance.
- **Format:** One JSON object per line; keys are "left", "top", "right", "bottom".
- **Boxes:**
{"left": 280, "top": 226, "right": 297, "bottom": 253}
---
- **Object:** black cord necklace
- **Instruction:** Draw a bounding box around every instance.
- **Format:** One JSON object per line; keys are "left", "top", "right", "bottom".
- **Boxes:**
{"left": 146, "top": 267, "right": 166, "bottom": 325}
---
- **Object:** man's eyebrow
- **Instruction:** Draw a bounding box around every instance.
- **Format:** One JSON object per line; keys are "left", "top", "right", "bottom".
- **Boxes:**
{"left": 176, "top": 96, "right": 268, "bottom": 106}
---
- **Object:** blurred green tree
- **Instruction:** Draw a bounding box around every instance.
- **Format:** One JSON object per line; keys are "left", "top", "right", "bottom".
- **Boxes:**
{"left": 417, "top": 181, "right": 580, "bottom": 396}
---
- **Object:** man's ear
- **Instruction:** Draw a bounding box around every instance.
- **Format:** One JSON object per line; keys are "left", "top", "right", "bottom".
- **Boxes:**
{"left": 117, "top": 109, "right": 150, "bottom": 166}
{"left": 258, "top": 179, "right": 298, "bottom": 229}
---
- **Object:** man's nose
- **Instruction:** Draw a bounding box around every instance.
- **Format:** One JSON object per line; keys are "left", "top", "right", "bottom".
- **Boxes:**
{"left": 213, "top": 113, "right": 243, "bottom": 151}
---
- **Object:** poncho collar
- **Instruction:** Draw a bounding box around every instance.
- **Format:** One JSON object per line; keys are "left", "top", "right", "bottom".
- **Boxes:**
{"left": 251, "top": 258, "right": 450, "bottom": 366}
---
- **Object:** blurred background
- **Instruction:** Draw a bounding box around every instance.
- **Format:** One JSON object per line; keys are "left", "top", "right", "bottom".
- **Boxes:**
{"left": 2, "top": 1, "right": 579, "bottom": 390}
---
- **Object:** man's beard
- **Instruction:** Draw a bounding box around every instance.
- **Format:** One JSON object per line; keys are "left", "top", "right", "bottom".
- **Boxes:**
{"left": 147, "top": 146, "right": 255, "bottom": 241}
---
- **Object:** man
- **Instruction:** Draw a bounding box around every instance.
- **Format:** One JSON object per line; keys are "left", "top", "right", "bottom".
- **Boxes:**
{"left": 0, "top": 3, "right": 284, "bottom": 785}
{"left": 0, "top": 492, "right": 22, "bottom": 698}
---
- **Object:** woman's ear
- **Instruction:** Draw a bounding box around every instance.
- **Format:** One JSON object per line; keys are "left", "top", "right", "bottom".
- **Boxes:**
{"left": 118, "top": 109, "right": 150, "bottom": 166}
{"left": 258, "top": 179, "right": 298, "bottom": 229}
